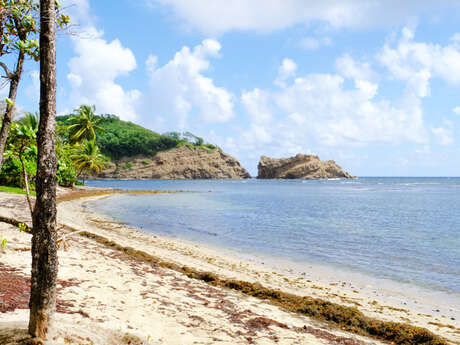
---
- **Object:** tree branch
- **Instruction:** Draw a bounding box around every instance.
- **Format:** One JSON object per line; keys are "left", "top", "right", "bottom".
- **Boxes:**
{"left": 0, "top": 61, "right": 13, "bottom": 79}
{"left": 0, "top": 215, "right": 32, "bottom": 234}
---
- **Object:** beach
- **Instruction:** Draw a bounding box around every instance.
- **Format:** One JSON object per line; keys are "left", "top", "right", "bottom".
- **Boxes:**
{"left": 0, "top": 189, "right": 459, "bottom": 345}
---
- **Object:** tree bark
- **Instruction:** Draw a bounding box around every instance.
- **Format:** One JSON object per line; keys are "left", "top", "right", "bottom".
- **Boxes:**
{"left": 0, "top": 50, "right": 25, "bottom": 172}
{"left": 28, "top": 0, "right": 58, "bottom": 340}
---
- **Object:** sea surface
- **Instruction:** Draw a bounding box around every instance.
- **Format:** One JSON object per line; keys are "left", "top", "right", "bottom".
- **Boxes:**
{"left": 85, "top": 177, "right": 460, "bottom": 294}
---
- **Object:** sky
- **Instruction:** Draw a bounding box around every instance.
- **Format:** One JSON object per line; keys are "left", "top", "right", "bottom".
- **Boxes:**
{"left": 5, "top": 0, "right": 460, "bottom": 176}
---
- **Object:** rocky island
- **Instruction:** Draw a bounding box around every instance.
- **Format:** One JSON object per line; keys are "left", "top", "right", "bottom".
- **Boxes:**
{"left": 95, "top": 145, "right": 251, "bottom": 180}
{"left": 257, "top": 154, "right": 353, "bottom": 179}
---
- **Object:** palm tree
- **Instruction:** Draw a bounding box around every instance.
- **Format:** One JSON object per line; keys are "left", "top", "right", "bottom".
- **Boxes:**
{"left": 18, "top": 112, "right": 39, "bottom": 132}
{"left": 71, "top": 140, "right": 107, "bottom": 183}
{"left": 67, "top": 105, "right": 103, "bottom": 144}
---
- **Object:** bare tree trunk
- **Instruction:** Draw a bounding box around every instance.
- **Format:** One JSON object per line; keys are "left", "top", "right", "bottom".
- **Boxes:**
{"left": 0, "top": 50, "right": 25, "bottom": 172}
{"left": 28, "top": 0, "right": 58, "bottom": 340}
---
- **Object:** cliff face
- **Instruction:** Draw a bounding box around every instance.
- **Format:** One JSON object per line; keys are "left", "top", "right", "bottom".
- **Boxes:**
{"left": 96, "top": 146, "right": 251, "bottom": 180}
{"left": 257, "top": 154, "right": 353, "bottom": 179}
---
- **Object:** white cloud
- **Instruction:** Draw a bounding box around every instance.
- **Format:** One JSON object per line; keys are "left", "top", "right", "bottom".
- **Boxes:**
{"left": 275, "top": 58, "right": 297, "bottom": 87}
{"left": 453, "top": 106, "right": 460, "bottom": 115}
{"left": 241, "top": 88, "right": 272, "bottom": 123}
{"left": 432, "top": 127, "right": 453, "bottom": 146}
{"left": 451, "top": 33, "right": 460, "bottom": 42}
{"left": 299, "top": 36, "right": 332, "bottom": 50}
{"left": 143, "top": 39, "right": 234, "bottom": 131}
{"left": 234, "top": 57, "right": 430, "bottom": 161}
{"left": 379, "top": 27, "right": 460, "bottom": 87}
{"left": 63, "top": 1, "right": 141, "bottom": 120}
{"left": 67, "top": 27, "right": 141, "bottom": 120}
{"left": 336, "top": 54, "right": 375, "bottom": 82}
{"left": 151, "top": 0, "right": 459, "bottom": 34}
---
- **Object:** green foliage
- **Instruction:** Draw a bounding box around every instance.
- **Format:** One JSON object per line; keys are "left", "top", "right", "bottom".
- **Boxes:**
{"left": 57, "top": 114, "right": 178, "bottom": 160}
{"left": 0, "top": 154, "right": 29, "bottom": 186}
{"left": 56, "top": 111, "right": 221, "bottom": 161}
{"left": 1, "top": 236, "right": 6, "bottom": 250}
{"left": 0, "top": 0, "right": 69, "bottom": 61}
{"left": 1, "top": 0, "right": 40, "bottom": 60}
{"left": 71, "top": 140, "right": 108, "bottom": 178}
{"left": 0, "top": 120, "right": 37, "bottom": 188}
{"left": 18, "top": 222, "right": 28, "bottom": 232}
{"left": 141, "top": 159, "right": 150, "bottom": 165}
{"left": 56, "top": 144, "right": 77, "bottom": 187}
{"left": 123, "top": 162, "right": 133, "bottom": 170}
{"left": 18, "top": 111, "right": 39, "bottom": 131}
{"left": 66, "top": 105, "right": 104, "bottom": 144}
{"left": 0, "top": 112, "right": 80, "bottom": 188}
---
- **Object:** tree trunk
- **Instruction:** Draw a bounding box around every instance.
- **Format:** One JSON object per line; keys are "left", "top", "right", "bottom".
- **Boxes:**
{"left": 28, "top": 0, "right": 58, "bottom": 340}
{"left": 0, "top": 50, "right": 25, "bottom": 172}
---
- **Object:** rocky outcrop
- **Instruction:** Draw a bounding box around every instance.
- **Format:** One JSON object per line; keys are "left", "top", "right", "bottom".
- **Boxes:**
{"left": 257, "top": 154, "right": 353, "bottom": 179}
{"left": 95, "top": 146, "right": 251, "bottom": 180}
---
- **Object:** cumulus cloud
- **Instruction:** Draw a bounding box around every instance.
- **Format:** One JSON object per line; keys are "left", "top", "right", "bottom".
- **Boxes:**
{"left": 379, "top": 26, "right": 460, "bottom": 87}
{"left": 230, "top": 26, "right": 460, "bottom": 164}
{"left": 233, "top": 56, "right": 431, "bottom": 162}
{"left": 336, "top": 54, "right": 375, "bottom": 82}
{"left": 143, "top": 39, "right": 234, "bottom": 131}
{"left": 64, "top": 1, "right": 141, "bottom": 120}
{"left": 274, "top": 58, "right": 297, "bottom": 87}
{"left": 150, "top": 0, "right": 459, "bottom": 34}
{"left": 241, "top": 88, "right": 273, "bottom": 123}
{"left": 67, "top": 28, "right": 141, "bottom": 120}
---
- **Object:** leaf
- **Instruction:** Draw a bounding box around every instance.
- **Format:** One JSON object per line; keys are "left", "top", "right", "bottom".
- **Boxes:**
{"left": 5, "top": 97, "right": 14, "bottom": 107}
{"left": 1, "top": 237, "right": 7, "bottom": 250}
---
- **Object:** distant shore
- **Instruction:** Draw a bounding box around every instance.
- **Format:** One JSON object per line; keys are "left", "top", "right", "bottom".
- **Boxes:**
{"left": 0, "top": 188, "right": 458, "bottom": 344}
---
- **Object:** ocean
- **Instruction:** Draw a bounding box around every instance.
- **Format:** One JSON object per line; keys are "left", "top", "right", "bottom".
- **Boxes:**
{"left": 85, "top": 177, "right": 460, "bottom": 295}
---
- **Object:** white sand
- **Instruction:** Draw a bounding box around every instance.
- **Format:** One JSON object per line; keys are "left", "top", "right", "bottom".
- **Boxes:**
{"left": 0, "top": 190, "right": 458, "bottom": 344}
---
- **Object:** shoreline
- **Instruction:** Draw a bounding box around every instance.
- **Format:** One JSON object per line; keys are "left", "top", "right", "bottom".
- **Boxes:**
{"left": 81, "top": 194, "right": 460, "bottom": 320}
{"left": 83, "top": 192, "right": 460, "bottom": 314}
{"left": 0, "top": 189, "right": 459, "bottom": 344}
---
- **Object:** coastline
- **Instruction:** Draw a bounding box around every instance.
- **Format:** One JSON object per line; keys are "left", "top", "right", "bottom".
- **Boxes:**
{"left": 0, "top": 189, "right": 459, "bottom": 344}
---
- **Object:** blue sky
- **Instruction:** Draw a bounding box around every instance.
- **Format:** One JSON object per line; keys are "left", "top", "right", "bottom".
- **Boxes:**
{"left": 7, "top": 0, "right": 460, "bottom": 176}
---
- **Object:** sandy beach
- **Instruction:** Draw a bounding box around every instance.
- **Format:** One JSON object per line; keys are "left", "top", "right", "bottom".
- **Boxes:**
{"left": 0, "top": 189, "right": 459, "bottom": 345}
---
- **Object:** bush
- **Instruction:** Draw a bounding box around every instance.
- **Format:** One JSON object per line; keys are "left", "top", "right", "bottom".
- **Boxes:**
{"left": 57, "top": 159, "right": 77, "bottom": 187}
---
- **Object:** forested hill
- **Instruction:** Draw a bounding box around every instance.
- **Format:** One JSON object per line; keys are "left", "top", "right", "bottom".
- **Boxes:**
{"left": 56, "top": 114, "right": 217, "bottom": 160}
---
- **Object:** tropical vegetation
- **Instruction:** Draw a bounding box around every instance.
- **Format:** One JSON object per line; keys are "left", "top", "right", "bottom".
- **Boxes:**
{"left": 57, "top": 112, "right": 219, "bottom": 160}
{"left": 1, "top": 105, "right": 219, "bottom": 191}
{"left": 0, "top": 105, "right": 109, "bottom": 190}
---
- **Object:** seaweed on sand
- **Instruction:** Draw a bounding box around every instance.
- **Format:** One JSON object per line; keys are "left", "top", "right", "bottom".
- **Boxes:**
{"left": 79, "top": 231, "right": 448, "bottom": 345}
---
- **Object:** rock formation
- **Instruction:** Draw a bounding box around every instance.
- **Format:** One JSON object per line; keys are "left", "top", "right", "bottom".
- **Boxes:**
{"left": 257, "top": 154, "right": 353, "bottom": 179}
{"left": 95, "top": 146, "right": 251, "bottom": 179}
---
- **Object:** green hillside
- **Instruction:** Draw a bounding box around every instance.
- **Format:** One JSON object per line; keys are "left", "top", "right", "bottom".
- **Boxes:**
{"left": 56, "top": 114, "right": 216, "bottom": 160}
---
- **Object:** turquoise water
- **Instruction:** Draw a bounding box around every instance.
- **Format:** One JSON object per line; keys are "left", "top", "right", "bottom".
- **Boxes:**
{"left": 86, "top": 177, "right": 460, "bottom": 294}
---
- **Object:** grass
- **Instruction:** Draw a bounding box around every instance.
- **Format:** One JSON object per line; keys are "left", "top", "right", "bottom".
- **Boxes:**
{"left": 0, "top": 185, "right": 36, "bottom": 196}
{"left": 78, "top": 230, "right": 448, "bottom": 345}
